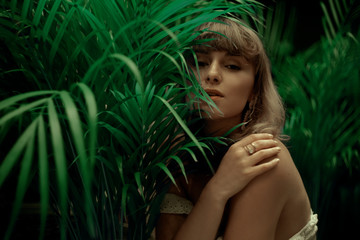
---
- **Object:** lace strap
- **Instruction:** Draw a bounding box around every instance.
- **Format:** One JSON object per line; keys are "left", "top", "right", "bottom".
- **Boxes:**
{"left": 160, "top": 193, "right": 193, "bottom": 215}
{"left": 289, "top": 211, "right": 318, "bottom": 240}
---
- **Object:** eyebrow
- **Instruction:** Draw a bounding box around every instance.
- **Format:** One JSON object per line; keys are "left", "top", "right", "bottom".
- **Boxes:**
{"left": 196, "top": 50, "right": 242, "bottom": 57}
{"left": 226, "top": 52, "right": 242, "bottom": 57}
{"left": 195, "top": 49, "right": 210, "bottom": 54}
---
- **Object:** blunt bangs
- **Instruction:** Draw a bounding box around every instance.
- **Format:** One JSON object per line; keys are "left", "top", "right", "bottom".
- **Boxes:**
{"left": 193, "top": 18, "right": 261, "bottom": 67}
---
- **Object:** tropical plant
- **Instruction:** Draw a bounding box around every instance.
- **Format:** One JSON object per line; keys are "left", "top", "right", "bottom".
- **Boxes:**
{"left": 272, "top": 0, "right": 360, "bottom": 238}
{"left": 2, "top": 0, "right": 359, "bottom": 239}
{"left": 0, "top": 0, "right": 264, "bottom": 239}
{"left": 239, "top": 0, "right": 360, "bottom": 238}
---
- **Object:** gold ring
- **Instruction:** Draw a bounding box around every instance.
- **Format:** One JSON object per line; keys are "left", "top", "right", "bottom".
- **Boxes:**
{"left": 244, "top": 143, "right": 256, "bottom": 155}
{"left": 251, "top": 142, "right": 256, "bottom": 152}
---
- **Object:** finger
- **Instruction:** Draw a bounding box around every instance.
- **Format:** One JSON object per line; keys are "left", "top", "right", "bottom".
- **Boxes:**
{"left": 251, "top": 139, "right": 278, "bottom": 152}
{"left": 251, "top": 157, "right": 280, "bottom": 176}
{"left": 246, "top": 133, "right": 274, "bottom": 142}
{"left": 242, "top": 139, "right": 278, "bottom": 156}
{"left": 232, "top": 133, "right": 274, "bottom": 148}
{"left": 249, "top": 146, "right": 281, "bottom": 165}
{"left": 238, "top": 133, "right": 274, "bottom": 146}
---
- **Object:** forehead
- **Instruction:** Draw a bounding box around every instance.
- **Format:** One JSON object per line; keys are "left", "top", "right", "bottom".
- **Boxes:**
{"left": 192, "top": 40, "right": 241, "bottom": 56}
{"left": 193, "top": 20, "right": 261, "bottom": 63}
{"left": 195, "top": 50, "right": 250, "bottom": 63}
{"left": 196, "top": 50, "right": 240, "bottom": 56}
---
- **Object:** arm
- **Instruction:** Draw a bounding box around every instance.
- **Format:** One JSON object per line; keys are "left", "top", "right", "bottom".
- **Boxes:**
{"left": 223, "top": 141, "right": 294, "bottom": 240}
{"left": 156, "top": 133, "right": 281, "bottom": 240}
{"left": 157, "top": 181, "right": 228, "bottom": 240}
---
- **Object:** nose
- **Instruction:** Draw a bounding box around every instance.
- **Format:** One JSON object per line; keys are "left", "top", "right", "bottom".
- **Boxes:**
{"left": 205, "top": 62, "right": 221, "bottom": 84}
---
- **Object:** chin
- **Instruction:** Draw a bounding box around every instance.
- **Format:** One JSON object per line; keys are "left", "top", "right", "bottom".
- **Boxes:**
{"left": 201, "top": 111, "right": 225, "bottom": 120}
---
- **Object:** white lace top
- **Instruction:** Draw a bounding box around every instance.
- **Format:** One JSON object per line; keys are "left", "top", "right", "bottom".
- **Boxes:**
{"left": 160, "top": 193, "right": 318, "bottom": 240}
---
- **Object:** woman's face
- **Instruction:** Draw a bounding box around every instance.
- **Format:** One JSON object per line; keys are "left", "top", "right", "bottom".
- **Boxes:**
{"left": 191, "top": 51, "right": 255, "bottom": 122}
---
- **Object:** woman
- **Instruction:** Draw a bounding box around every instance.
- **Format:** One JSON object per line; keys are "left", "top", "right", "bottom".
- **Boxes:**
{"left": 156, "top": 17, "right": 317, "bottom": 240}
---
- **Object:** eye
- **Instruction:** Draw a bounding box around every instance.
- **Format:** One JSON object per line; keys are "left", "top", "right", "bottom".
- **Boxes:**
{"left": 197, "top": 61, "right": 208, "bottom": 67}
{"left": 226, "top": 65, "right": 241, "bottom": 70}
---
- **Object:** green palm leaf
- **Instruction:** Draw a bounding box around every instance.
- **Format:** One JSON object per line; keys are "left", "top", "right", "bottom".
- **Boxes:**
{"left": 1, "top": 0, "right": 266, "bottom": 239}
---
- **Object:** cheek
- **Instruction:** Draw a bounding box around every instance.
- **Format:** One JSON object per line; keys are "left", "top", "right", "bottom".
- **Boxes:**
{"left": 191, "top": 68, "right": 209, "bottom": 86}
{"left": 224, "top": 79, "right": 254, "bottom": 113}
{"left": 229, "top": 80, "right": 254, "bottom": 103}
{"left": 189, "top": 66, "right": 201, "bottom": 80}
{"left": 224, "top": 95, "right": 247, "bottom": 116}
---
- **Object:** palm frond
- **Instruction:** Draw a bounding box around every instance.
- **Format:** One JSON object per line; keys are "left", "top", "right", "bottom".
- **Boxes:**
{"left": 277, "top": 10, "right": 360, "bottom": 237}
{"left": 1, "top": 0, "right": 263, "bottom": 239}
{"left": 320, "top": 0, "right": 359, "bottom": 40}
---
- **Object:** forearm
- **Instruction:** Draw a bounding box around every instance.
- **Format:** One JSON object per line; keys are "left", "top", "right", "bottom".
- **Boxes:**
{"left": 173, "top": 180, "right": 227, "bottom": 240}
{"left": 160, "top": 134, "right": 280, "bottom": 240}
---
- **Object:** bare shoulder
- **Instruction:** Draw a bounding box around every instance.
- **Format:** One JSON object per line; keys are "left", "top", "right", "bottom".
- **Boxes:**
{"left": 275, "top": 140, "right": 305, "bottom": 191}
{"left": 249, "top": 139, "right": 304, "bottom": 195}
{"left": 223, "top": 140, "right": 306, "bottom": 239}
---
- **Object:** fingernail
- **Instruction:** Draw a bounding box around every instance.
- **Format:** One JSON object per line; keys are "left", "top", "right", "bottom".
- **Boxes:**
{"left": 274, "top": 158, "right": 280, "bottom": 162}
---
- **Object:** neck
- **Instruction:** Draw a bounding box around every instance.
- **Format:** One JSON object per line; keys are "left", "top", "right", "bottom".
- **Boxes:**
{"left": 204, "top": 116, "right": 243, "bottom": 138}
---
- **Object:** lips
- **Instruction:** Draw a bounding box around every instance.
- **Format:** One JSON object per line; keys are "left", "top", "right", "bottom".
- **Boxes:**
{"left": 204, "top": 89, "right": 224, "bottom": 98}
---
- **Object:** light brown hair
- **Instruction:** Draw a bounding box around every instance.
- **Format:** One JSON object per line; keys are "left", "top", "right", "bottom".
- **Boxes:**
{"left": 193, "top": 17, "right": 285, "bottom": 139}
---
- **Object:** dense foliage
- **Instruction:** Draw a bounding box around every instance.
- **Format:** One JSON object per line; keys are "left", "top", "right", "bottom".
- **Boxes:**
{"left": 270, "top": 1, "right": 360, "bottom": 238}
{"left": 0, "top": 0, "right": 261, "bottom": 239}
{"left": 0, "top": 0, "right": 359, "bottom": 239}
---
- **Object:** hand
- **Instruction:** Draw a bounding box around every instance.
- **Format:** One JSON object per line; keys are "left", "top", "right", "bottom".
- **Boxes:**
{"left": 207, "top": 133, "right": 281, "bottom": 203}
